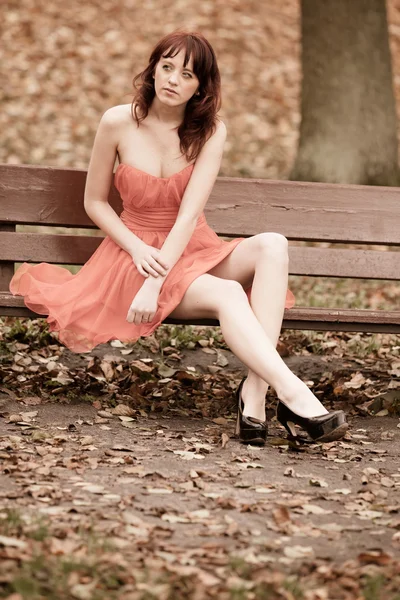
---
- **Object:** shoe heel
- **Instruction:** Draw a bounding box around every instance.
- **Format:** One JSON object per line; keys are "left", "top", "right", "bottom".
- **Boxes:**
{"left": 277, "top": 402, "right": 297, "bottom": 438}
{"left": 283, "top": 420, "right": 297, "bottom": 438}
{"left": 235, "top": 412, "right": 240, "bottom": 436}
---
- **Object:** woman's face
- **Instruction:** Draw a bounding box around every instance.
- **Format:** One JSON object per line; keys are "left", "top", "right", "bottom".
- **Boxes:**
{"left": 153, "top": 48, "right": 200, "bottom": 107}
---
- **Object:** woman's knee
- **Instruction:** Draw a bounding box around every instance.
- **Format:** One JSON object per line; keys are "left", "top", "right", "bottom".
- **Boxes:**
{"left": 220, "top": 278, "right": 247, "bottom": 296}
{"left": 256, "top": 232, "right": 289, "bottom": 262}
{"left": 173, "top": 276, "right": 247, "bottom": 319}
{"left": 214, "top": 279, "right": 249, "bottom": 311}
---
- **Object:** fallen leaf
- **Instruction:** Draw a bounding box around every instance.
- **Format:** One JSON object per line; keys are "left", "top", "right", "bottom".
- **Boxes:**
{"left": 111, "top": 404, "right": 135, "bottom": 417}
{"left": 309, "top": 478, "right": 328, "bottom": 488}
{"left": 0, "top": 535, "right": 27, "bottom": 550}
{"left": 358, "top": 550, "right": 392, "bottom": 565}
{"left": 221, "top": 433, "right": 230, "bottom": 448}
{"left": 284, "top": 545, "right": 315, "bottom": 559}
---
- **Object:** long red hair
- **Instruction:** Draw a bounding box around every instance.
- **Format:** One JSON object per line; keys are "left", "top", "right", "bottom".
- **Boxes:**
{"left": 131, "top": 31, "right": 221, "bottom": 162}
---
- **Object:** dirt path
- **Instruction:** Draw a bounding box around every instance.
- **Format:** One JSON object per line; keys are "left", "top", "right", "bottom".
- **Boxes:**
{"left": 1, "top": 333, "right": 400, "bottom": 597}
{"left": 1, "top": 398, "right": 399, "bottom": 567}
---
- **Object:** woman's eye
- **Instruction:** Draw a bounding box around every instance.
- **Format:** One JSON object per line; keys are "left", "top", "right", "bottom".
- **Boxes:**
{"left": 163, "top": 65, "right": 171, "bottom": 70}
{"left": 183, "top": 73, "right": 192, "bottom": 78}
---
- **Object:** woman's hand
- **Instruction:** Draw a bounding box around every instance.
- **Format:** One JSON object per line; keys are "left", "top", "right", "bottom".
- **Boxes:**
{"left": 126, "top": 278, "right": 162, "bottom": 325}
{"left": 130, "top": 241, "right": 169, "bottom": 278}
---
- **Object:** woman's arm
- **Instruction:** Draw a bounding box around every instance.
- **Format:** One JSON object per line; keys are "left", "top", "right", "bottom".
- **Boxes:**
{"left": 84, "top": 108, "right": 143, "bottom": 256}
{"left": 145, "top": 120, "right": 227, "bottom": 292}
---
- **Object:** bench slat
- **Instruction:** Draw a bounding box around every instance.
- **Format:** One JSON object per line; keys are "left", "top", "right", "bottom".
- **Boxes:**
{"left": 291, "top": 246, "right": 400, "bottom": 279}
{"left": 1, "top": 164, "right": 400, "bottom": 245}
{"left": 1, "top": 293, "right": 399, "bottom": 334}
{"left": 1, "top": 231, "right": 399, "bottom": 280}
{"left": 209, "top": 178, "right": 400, "bottom": 245}
{"left": 0, "top": 232, "right": 101, "bottom": 265}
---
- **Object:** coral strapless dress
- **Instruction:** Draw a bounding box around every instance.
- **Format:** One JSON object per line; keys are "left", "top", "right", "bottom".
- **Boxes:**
{"left": 10, "top": 163, "right": 294, "bottom": 353}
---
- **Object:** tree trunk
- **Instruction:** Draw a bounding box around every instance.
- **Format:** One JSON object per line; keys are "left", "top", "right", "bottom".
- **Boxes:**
{"left": 291, "top": 0, "right": 399, "bottom": 186}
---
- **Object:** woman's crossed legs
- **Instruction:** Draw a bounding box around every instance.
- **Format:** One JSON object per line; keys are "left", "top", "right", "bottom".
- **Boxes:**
{"left": 169, "top": 232, "right": 329, "bottom": 421}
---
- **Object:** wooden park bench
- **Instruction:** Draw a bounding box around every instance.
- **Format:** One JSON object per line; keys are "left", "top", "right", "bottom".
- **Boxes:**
{"left": 1, "top": 163, "right": 399, "bottom": 335}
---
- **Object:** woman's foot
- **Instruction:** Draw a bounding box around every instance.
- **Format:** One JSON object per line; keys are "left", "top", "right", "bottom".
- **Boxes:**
{"left": 240, "top": 375, "right": 328, "bottom": 422}
{"left": 235, "top": 377, "right": 267, "bottom": 446}
{"left": 277, "top": 380, "right": 329, "bottom": 419}
{"left": 277, "top": 401, "right": 348, "bottom": 442}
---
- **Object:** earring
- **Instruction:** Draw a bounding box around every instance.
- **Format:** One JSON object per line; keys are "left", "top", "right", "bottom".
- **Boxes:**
{"left": 195, "top": 90, "right": 200, "bottom": 96}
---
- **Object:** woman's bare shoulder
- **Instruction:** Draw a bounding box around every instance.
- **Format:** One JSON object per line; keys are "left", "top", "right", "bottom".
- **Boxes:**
{"left": 203, "top": 118, "right": 226, "bottom": 150}
{"left": 215, "top": 118, "right": 227, "bottom": 138}
{"left": 100, "top": 104, "right": 134, "bottom": 127}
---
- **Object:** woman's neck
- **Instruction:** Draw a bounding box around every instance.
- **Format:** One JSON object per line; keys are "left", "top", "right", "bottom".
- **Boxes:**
{"left": 149, "top": 97, "right": 185, "bottom": 127}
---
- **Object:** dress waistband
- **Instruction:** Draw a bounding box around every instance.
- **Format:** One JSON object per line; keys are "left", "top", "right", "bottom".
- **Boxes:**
{"left": 121, "top": 207, "right": 207, "bottom": 231}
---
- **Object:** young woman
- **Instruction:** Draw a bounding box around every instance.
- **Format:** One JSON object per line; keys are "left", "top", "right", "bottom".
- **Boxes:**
{"left": 10, "top": 31, "right": 348, "bottom": 446}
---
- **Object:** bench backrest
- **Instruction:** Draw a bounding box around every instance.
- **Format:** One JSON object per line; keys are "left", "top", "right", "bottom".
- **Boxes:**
{"left": 1, "top": 164, "right": 399, "bottom": 290}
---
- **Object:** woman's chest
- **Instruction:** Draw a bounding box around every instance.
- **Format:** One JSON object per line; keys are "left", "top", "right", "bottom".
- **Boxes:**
{"left": 118, "top": 125, "right": 186, "bottom": 177}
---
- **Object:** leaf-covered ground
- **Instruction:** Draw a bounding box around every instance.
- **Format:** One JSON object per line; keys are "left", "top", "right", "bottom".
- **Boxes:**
{"left": 1, "top": 318, "right": 400, "bottom": 599}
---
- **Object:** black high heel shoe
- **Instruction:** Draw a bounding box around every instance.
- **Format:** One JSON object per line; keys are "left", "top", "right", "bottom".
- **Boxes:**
{"left": 235, "top": 377, "right": 267, "bottom": 446}
{"left": 276, "top": 401, "right": 348, "bottom": 443}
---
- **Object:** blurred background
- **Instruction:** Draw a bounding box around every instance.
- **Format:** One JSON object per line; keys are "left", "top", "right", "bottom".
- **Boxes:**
{"left": 2, "top": 0, "right": 400, "bottom": 182}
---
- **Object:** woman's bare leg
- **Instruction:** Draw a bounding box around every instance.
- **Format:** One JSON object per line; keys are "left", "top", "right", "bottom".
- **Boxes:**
{"left": 169, "top": 273, "right": 328, "bottom": 418}
{"left": 208, "top": 233, "right": 328, "bottom": 420}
